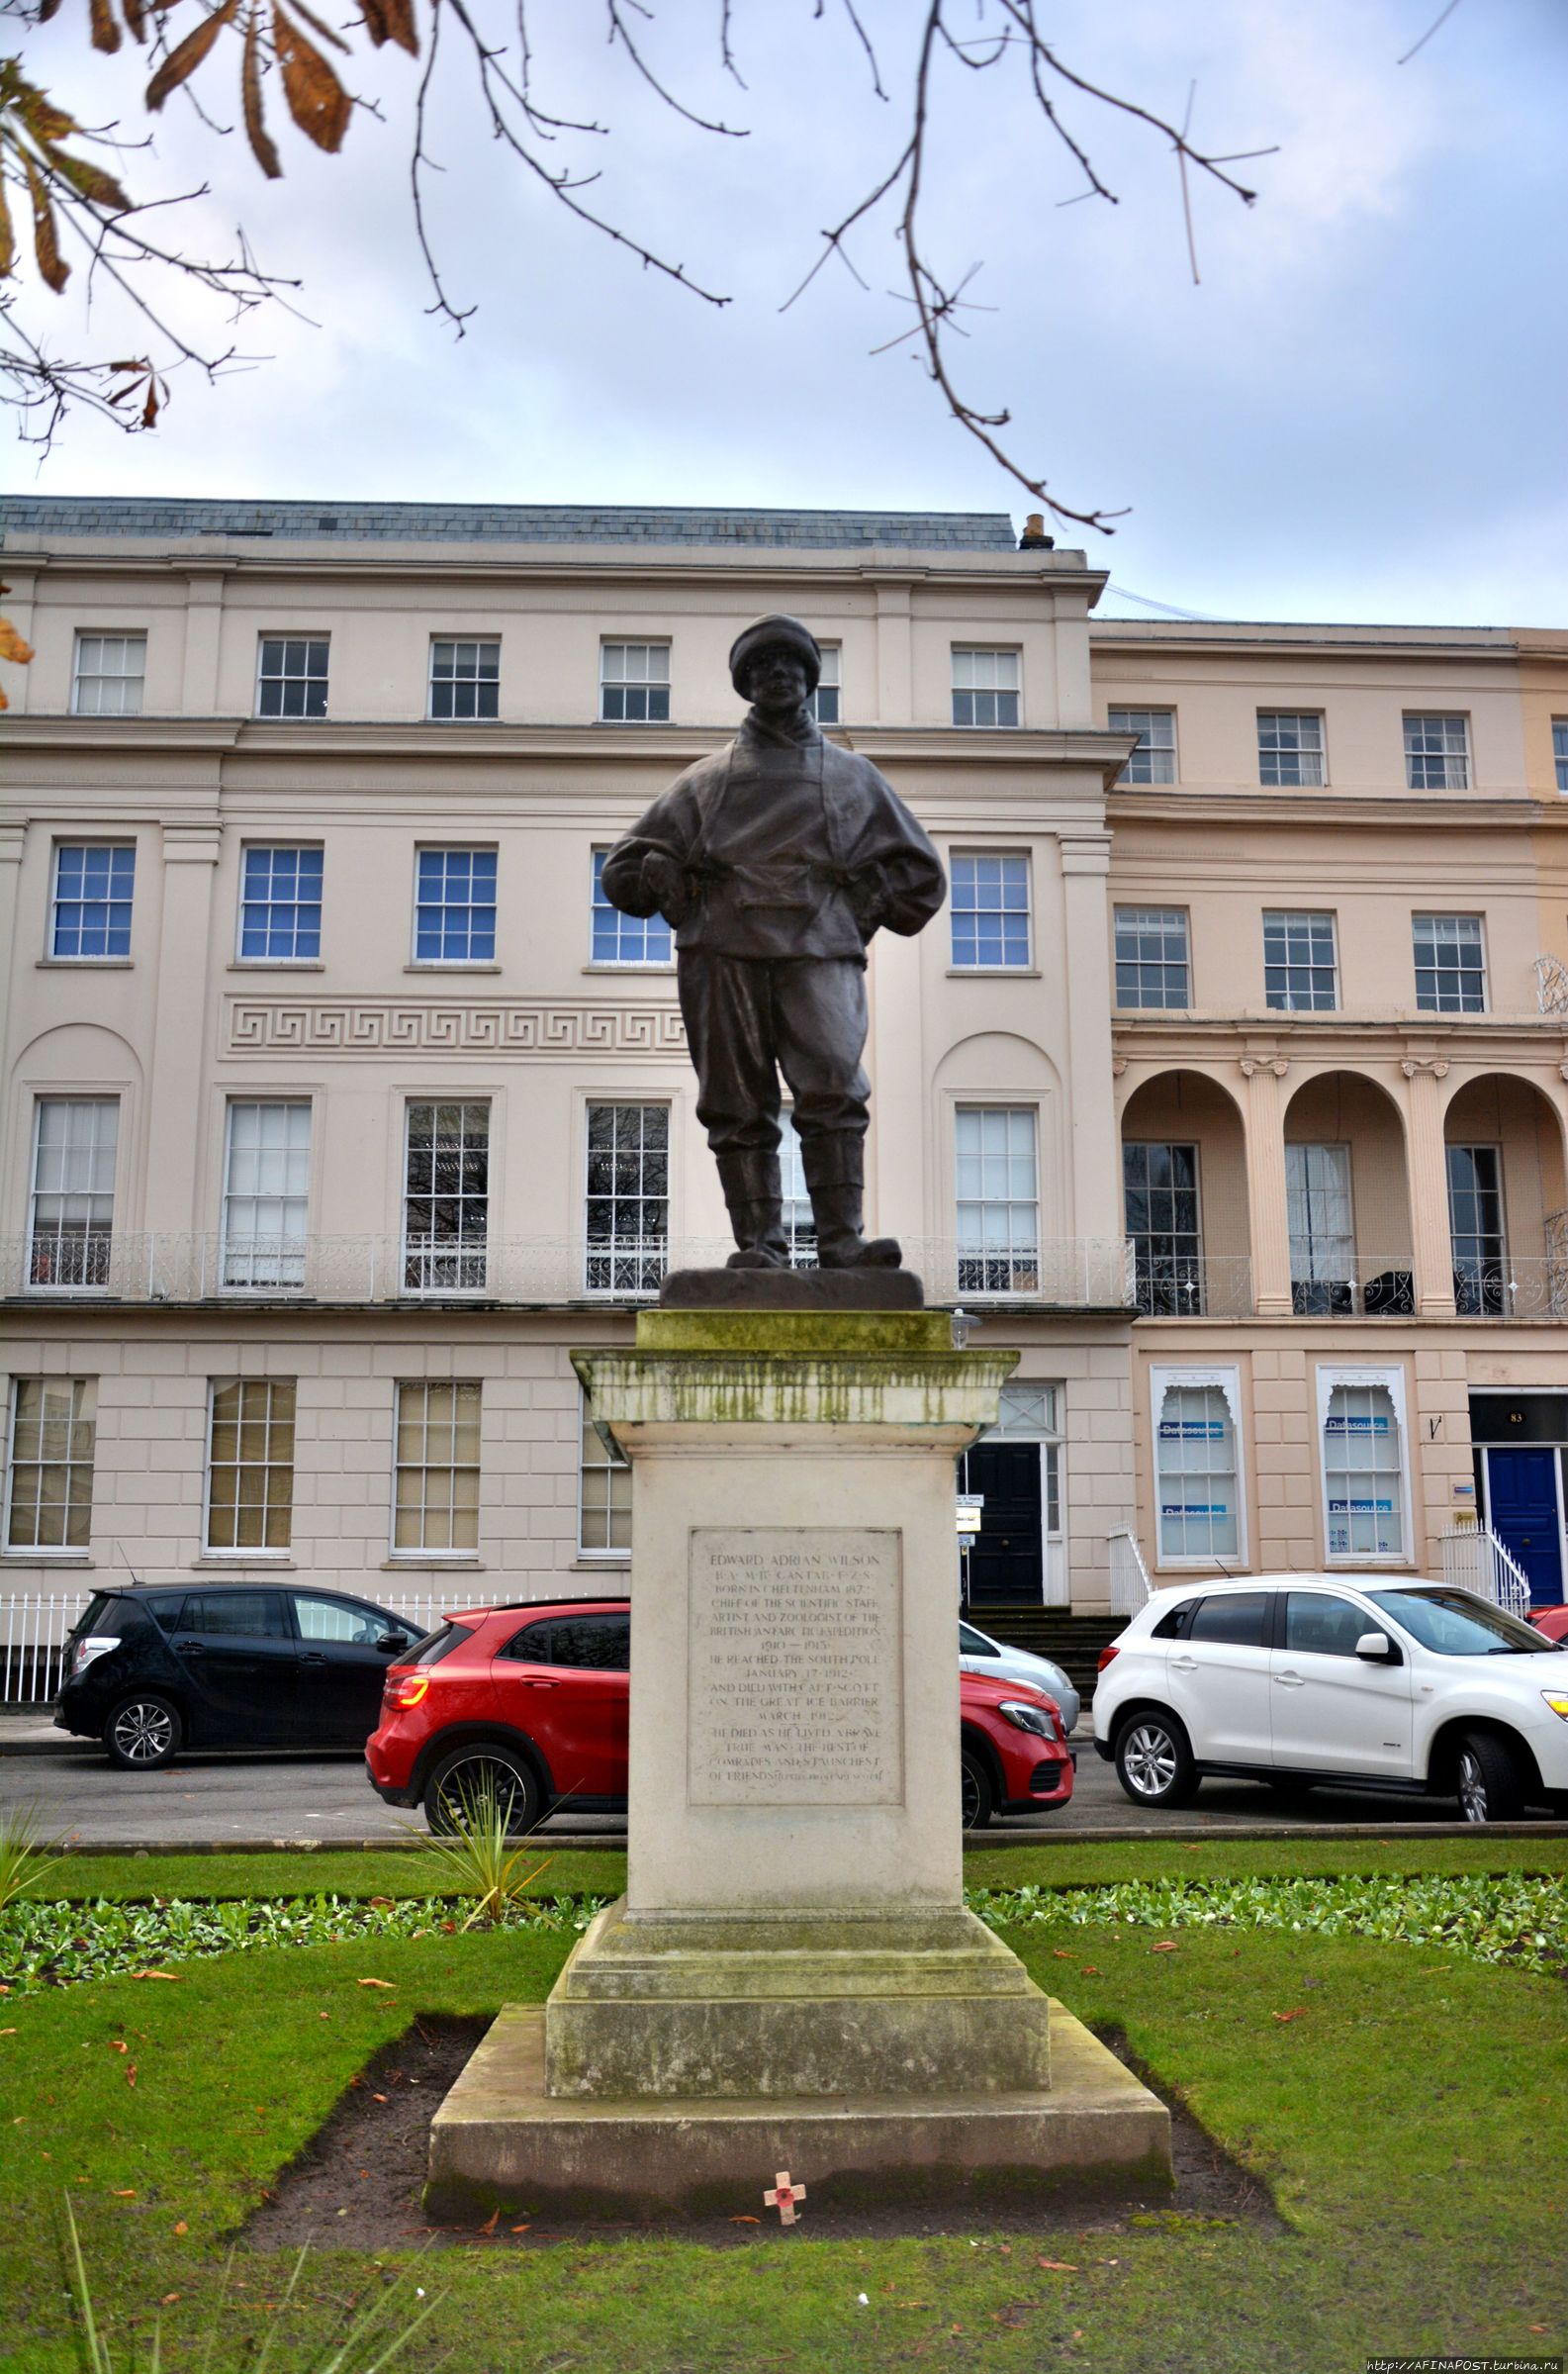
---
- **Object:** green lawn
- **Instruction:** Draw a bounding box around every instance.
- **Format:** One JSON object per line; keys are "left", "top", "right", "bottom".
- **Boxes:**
{"left": 1, "top": 1852, "right": 1564, "bottom": 2371}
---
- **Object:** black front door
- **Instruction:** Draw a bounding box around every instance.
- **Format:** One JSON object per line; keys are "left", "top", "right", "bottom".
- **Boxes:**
{"left": 960, "top": 1441, "right": 1044, "bottom": 1607}
{"left": 170, "top": 1589, "right": 298, "bottom": 1745}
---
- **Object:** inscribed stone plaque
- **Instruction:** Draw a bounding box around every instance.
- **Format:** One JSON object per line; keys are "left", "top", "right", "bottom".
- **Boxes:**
{"left": 688, "top": 1528, "right": 904, "bottom": 1808}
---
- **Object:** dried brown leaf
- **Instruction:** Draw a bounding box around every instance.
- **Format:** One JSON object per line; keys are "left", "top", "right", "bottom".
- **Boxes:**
{"left": 48, "top": 149, "right": 132, "bottom": 210}
{"left": 18, "top": 88, "right": 79, "bottom": 144}
{"left": 89, "top": 0, "right": 123, "bottom": 51}
{"left": 23, "top": 157, "right": 68, "bottom": 292}
{"left": 37, "top": 0, "right": 64, "bottom": 19}
{"left": 283, "top": 0, "right": 350, "bottom": 54}
{"left": 145, "top": 0, "right": 236, "bottom": 114}
{"left": 0, "top": 179, "right": 14, "bottom": 281}
{"left": 121, "top": 0, "right": 147, "bottom": 37}
{"left": 241, "top": 11, "right": 281, "bottom": 178}
{"left": 140, "top": 376, "right": 159, "bottom": 427}
{"left": 360, "top": 0, "right": 417, "bottom": 56}
{"left": 272, "top": 5, "right": 349, "bottom": 150}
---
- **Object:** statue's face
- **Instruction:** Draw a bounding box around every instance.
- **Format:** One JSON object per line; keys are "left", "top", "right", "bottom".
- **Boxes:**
{"left": 744, "top": 646, "right": 811, "bottom": 713}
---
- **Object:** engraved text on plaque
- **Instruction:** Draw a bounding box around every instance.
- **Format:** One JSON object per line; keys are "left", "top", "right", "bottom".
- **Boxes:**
{"left": 687, "top": 1527, "right": 904, "bottom": 1808}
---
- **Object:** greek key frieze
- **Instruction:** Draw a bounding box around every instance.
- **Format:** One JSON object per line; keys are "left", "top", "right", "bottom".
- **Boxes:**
{"left": 226, "top": 998, "right": 687, "bottom": 1058}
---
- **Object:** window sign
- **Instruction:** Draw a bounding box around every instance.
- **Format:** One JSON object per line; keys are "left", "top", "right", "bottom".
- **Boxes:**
{"left": 1316, "top": 1366, "right": 1410, "bottom": 1563}
{"left": 1151, "top": 1366, "right": 1245, "bottom": 1566}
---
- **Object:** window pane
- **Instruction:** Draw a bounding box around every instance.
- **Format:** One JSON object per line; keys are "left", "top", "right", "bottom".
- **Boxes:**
{"left": 1114, "top": 907, "right": 1189, "bottom": 1009}
{"left": 1283, "top": 1592, "right": 1369, "bottom": 1657}
{"left": 239, "top": 845, "right": 323, "bottom": 961}
{"left": 951, "top": 650, "right": 1020, "bottom": 727}
{"left": 1126, "top": 1142, "right": 1202, "bottom": 1315}
{"left": 256, "top": 637, "right": 328, "bottom": 719}
{"left": 950, "top": 853, "right": 1031, "bottom": 969}
{"left": 1257, "top": 713, "right": 1325, "bottom": 789}
{"left": 205, "top": 1380, "right": 295, "bottom": 1552}
{"left": 1263, "top": 910, "right": 1337, "bottom": 1011}
{"left": 414, "top": 847, "right": 497, "bottom": 963}
{"left": 810, "top": 645, "right": 842, "bottom": 726}
{"left": 428, "top": 638, "right": 501, "bottom": 721}
{"left": 29, "top": 1100, "right": 118, "bottom": 1288}
{"left": 585, "top": 1105, "right": 669, "bottom": 1292}
{"left": 223, "top": 1101, "right": 311, "bottom": 1287}
{"left": 1404, "top": 713, "right": 1469, "bottom": 791}
{"left": 1154, "top": 1383, "right": 1239, "bottom": 1560}
{"left": 600, "top": 643, "right": 671, "bottom": 722}
{"left": 6, "top": 1377, "right": 96, "bottom": 1550}
{"left": 1446, "top": 1143, "right": 1505, "bottom": 1314}
{"left": 404, "top": 1102, "right": 489, "bottom": 1289}
{"left": 1413, "top": 913, "right": 1485, "bottom": 1013}
{"left": 1108, "top": 708, "right": 1176, "bottom": 786}
{"left": 72, "top": 633, "right": 146, "bottom": 716}
{"left": 956, "top": 1107, "right": 1039, "bottom": 1292}
{"left": 52, "top": 844, "right": 135, "bottom": 959}
{"left": 1287, "top": 1143, "right": 1354, "bottom": 1307}
{"left": 1188, "top": 1591, "right": 1267, "bottom": 1646}
{"left": 590, "top": 849, "right": 673, "bottom": 965}
{"left": 394, "top": 1380, "right": 482, "bottom": 1554}
{"left": 1324, "top": 1381, "right": 1404, "bottom": 1557}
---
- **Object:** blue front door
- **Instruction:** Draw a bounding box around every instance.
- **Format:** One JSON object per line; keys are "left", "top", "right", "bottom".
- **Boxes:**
{"left": 1485, "top": 1449, "right": 1565, "bottom": 1606}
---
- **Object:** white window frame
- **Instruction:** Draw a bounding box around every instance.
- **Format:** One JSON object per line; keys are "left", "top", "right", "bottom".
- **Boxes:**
{"left": 254, "top": 635, "right": 329, "bottom": 720}
{"left": 599, "top": 641, "right": 671, "bottom": 723}
{"left": 1256, "top": 712, "right": 1326, "bottom": 789}
{"left": 27, "top": 1096, "right": 119, "bottom": 1294}
{"left": 584, "top": 1100, "right": 670, "bottom": 1295}
{"left": 949, "top": 850, "right": 1032, "bottom": 971}
{"left": 1150, "top": 1363, "right": 1246, "bottom": 1570}
{"left": 1413, "top": 912, "right": 1487, "bottom": 1014}
{"left": 1404, "top": 712, "right": 1470, "bottom": 791}
{"left": 955, "top": 1105, "right": 1041, "bottom": 1295}
{"left": 1286, "top": 1142, "right": 1355, "bottom": 1301}
{"left": 235, "top": 844, "right": 323, "bottom": 965}
{"left": 204, "top": 1377, "right": 296, "bottom": 1557}
{"left": 411, "top": 845, "right": 498, "bottom": 967}
{"left": 1108, "top": 707, "right": 1177, "bottom": 786}
{"left": 390, "top": 1379, "right": 483, "bottom": 1560}
{"left": 577, "top": 1389, "right": 631, "bottom": 1560}
{"left": 951, "top": 647, "right": 1021, "bottom": 728}
{"left": 590, "top": 848, "right": 675, "bottom": 968}
{"left": 809, "top": 643, "right": 842, "bottom": 726}
{"left": 221, "top": 1100, "right": 312, "bottom": 1291}
{"left": 427, "top": 636, "right": 501, "bottom": 722}
{"left": 1553, "top": 718, "right": 1568, "bottom": 796}
{"left": 402, "top": 1100, "right": 490, "bottom": 1294}
{"left": 1114, "top": 906, "right": 1191, "bottom": 1010}
{"left": 1315, "top": 1363, "right": 1413, "bottom": 1567}
{"left": 50, "top": 841, "right": 136, "bottom": 962}
{"left": 71, "top": 632, "right": 146, "bottom": 717}
{"left": 1262, "top": 909, "right": 1338, "bottom": 1012}
{"left": 4, "top": 1377, "right": 97, "bottom": 1557}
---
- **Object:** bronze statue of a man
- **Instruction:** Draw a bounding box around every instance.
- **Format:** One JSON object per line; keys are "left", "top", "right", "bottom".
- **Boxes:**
{"left": 601, "top": 616, "right": 947, "bottom": 1271}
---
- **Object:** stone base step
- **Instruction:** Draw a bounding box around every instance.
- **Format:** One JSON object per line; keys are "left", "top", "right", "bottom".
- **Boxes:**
{"left": 967, "top": 1609, "right": 1124, "bottom": 1700}
{"left": 425, "top": 2002, "right": 1172, "bottom": 2220}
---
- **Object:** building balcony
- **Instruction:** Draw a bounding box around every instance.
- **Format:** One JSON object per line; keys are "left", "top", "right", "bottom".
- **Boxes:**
{"left": 1288, "top": 1255, "right": 1416, "bottom": 1317}
{"left": 4, "top": 1232, "right": 1138, "bottom": 1313}
{"left": 1131, "top": 1253, "right": 1254, "bottom": 1319}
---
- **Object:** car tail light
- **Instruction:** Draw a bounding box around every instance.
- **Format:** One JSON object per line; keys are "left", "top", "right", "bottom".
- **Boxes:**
{"left": 390, "top": 1672, "right": 429, "bottom": 1709}
{"left": 1096, "top": 1643, "right": 1120, "bottom": 1674}
{"left": 72, "top": 1636, "right": 121, "bottom": 1674}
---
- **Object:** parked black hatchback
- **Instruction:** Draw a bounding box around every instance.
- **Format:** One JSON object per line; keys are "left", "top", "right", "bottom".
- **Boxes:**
{"left": 56, "top": 1585, "right": 421, "bottom": 1767}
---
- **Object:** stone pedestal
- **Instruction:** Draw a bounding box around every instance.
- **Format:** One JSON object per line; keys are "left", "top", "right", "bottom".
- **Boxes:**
{"left": 426, "top": 1305, "right": 1170, "bottom": 2216}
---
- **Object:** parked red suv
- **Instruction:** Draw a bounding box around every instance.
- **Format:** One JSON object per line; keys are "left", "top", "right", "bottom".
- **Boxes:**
{"left": 365, "top": 1596, "right": 1072, "bottom": 1832}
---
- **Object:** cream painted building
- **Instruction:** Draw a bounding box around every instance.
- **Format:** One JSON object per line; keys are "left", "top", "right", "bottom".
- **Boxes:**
{"left": 0, "top": 499, "right": 1564, "bottom": 1665}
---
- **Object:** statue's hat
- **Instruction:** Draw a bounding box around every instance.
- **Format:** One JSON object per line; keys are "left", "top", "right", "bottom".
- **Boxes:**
{"left": 728, "top": 615, "right": 821, "bottom": 696}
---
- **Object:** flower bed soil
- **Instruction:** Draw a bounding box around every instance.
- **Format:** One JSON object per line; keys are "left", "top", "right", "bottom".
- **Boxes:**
{"left": 239, "top": 2015, "right": 1284, "bottom": 2251}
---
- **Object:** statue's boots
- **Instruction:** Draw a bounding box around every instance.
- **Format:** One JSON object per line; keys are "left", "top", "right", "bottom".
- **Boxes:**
{"left": 802, "top": 1132, "right": 901, "bottom": 1270}
{"left": 717, "top": 1152, "right": 789, "bottom": 1271}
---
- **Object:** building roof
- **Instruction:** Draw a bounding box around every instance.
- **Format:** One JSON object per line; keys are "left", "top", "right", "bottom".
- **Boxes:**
{"left": 0, "top": 497, "right": 1020, "bottom": 551}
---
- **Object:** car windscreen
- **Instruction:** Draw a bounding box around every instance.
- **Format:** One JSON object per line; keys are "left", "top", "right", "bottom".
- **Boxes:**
{"left": 960, "top": 1623, "right": 998, "bottom": 1656}
{"left": 1368, "top": 1588, "right": 1561, "bottom": 1657}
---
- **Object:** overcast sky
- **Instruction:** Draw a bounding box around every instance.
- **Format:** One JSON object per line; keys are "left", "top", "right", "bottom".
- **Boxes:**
{"left": 6, "top": 0, "right": 1565, "bottom": 625}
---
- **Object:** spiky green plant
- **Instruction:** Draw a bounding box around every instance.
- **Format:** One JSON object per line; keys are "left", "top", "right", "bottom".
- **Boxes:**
{"left": 0, "top": 1801, "right": 65, "bottom": 1915}
{"left": 61, "top": 2193, "right": 443, "bottom": 2372}
{"left": 414, "top": 1772, "right": 550, "bottom": 1928}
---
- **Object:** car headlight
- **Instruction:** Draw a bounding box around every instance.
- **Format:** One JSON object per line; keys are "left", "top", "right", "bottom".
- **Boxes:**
{"left": 998, "top": 1699, "right": 1056, "bottom": 1739}
{"left": 1541, "top": 1692, "right": 1568, "bottom": 1722}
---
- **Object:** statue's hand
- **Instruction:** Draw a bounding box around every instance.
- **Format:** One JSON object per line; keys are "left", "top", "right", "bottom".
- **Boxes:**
{"left": 843, "top": 873, "right": 888, "bottom": 936}
{"left": 642, "top": 851, "right": 689, "bottom": 917}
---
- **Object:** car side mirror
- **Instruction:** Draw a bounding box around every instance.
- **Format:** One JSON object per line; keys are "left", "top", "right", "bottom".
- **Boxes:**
{"left": 378, "top": 1631, "right": 411, "bottom": 1655}
{"left": 1355, "top": 1631, "right": 1393, "bottom": 1661}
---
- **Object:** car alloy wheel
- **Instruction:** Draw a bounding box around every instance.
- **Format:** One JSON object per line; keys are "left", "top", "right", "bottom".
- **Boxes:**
{"left": 960, "top": 1749, "right": 993, "bottom": 1829}
{"left": 1457, "top": 1748, "right": 1490, "bottom": 1822}
{"left": 108, "top": 1697, "right": 178, "bottom": 1767}
{"left": 425, "top": 1744, "right": 542, "bottom": 1838}
{"left": 1121, "top": 1721, "right": 1178, "bottom": 1798}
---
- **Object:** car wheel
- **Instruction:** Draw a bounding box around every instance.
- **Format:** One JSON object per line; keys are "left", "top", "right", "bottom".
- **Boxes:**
{"left": 1454, "top": 1732, "right": 1525, "bottom": 1824}
{"left": 424, "top": 1743, "right": 543, "bottom": 1838}
{"left": 960, "top": 1749, "right": 994, "bottom": 1830}
{"left": 1113, "top": 1712, "right": 1198, "bottom": 1809}
{"left": 104, "top": 1694, "right": 182, "bottom": 1770}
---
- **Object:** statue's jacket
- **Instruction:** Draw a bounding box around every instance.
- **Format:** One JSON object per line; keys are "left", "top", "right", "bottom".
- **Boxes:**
{"left": 601, "top": 709, "right": 947, "bottom": 962}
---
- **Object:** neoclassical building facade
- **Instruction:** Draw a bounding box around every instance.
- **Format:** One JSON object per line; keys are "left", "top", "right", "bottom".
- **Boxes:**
{"left": 1, "top": 499, "right": 1564, "bottom": 1635}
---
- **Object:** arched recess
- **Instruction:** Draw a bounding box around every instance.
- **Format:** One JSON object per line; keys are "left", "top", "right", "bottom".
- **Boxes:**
{"left": 1119, "top": 1068, "right": 1249, "bottom": 1316}
{"left": 6, "top": 1022, "right": 144, "bottom": 1290}
{"left": 1442, "top": 1072, "right": 1568, "bottom": 1315}
{"left": 931, "top": 1031, "right": 1064, "bottom": 1281}
{"left": 1282, "top": 1069, "right": 1413, "bottom": 1315}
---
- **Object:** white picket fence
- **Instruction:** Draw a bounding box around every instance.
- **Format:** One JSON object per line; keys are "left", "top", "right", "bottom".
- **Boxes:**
{"left": 1438, "top": 1525, "right": 1533, "bottom": 1623}
{"left": 1107, "top": 1528, "right": 1153, "bottom": 1617}
{"left": 0, "top": 1586, "right": 500, "bottom": 1705}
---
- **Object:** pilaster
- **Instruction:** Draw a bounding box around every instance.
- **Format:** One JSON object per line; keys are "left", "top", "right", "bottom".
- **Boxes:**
{"left": 143, "top": 822, "right": 222, "bottom": 1235}
{"left": 1059, "top": 833, "right": 1118, "bottom": 1237}
{"left": 1240, "top": 1056, "right": 1293, "bottom": 1316}
{"left": 1402, "top": 1059, "right": 1457, "bottom": 1317}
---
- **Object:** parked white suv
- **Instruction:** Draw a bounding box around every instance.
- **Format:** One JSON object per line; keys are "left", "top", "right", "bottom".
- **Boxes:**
{"left": 1093, "top": 1576, "right": 1568, "bottom": 1822}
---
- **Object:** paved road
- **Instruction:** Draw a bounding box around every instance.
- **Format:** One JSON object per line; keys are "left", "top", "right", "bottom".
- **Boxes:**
{"left": 2, "top": 1730, "right": 1551, "bottom": 1847}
